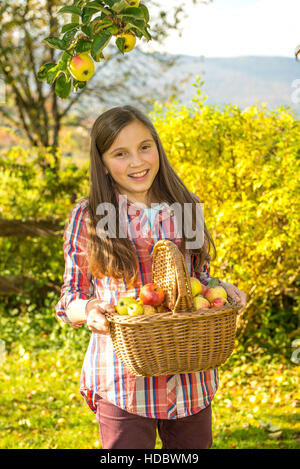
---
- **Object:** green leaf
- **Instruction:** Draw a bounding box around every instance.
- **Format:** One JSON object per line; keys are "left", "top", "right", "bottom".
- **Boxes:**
{"left": 57, "top": 6, "right": 82, "bottom": 16}
{"left": 206, "top": 277, "right": 219, "bottom": 288}
{"left": 55, "top": 73, "right": 72, "bottom": 99}
{"left": 45, "top": 52, "right": 71, "bottom": 85}
{"left": 37, "top": 63, "right": 56, "bottom": 82}
{"left": 46, "top": 64, "right": 61, "bottom": 86}
{"left": 61, "top": 23, "right": 79, "bottom": 34}
{"left": 139, "top": 4, "right": 150, "bottom": 23}
{"left": 43, "top": 37, "right": 68, "bottom": 51}
{"left": 115, "top": 36, "right": 125, "bottom": 54}
{"left": 111, "top": 0, "right": 129, "bottom": 13}
{"left": 81, "top": 24, "right": 93, "bottom": 39}
{"left": 121, "top": 17, "right": 145, "bottom": 28}
{"left": 127, "top": 27, "right": 143, "bottom": 39}
{"left": 123, "top": 22, "right": 151, "bottom": 41}
{"left": 75, "top": 39, "right": 92, "bottom": 54}
{"left": 62, "top": 29, "right": 77, "bottom": 45}
{"left": 73, "top": 79, "right": 87, "bottom": 90}
{"left": 117, "top": 7, "right": 144, "bottom": 19}
{"left": 81, "top": 7, "right": 96, "bottom": 25}
{"left": 85, "top": 1, "right": 111, "bottom": 14}
{"left": 91, "top": 31, "right": 112, "bottom": 61}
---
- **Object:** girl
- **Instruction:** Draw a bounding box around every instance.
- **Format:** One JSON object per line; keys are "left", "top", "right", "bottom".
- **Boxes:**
{"left": 55, "top": 105, "right": 246, "bottom": 449}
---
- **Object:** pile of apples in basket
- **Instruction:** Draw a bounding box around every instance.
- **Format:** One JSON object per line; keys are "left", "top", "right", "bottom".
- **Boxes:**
{"left": 115, "top": 277, "right": 228, "bottom": 316}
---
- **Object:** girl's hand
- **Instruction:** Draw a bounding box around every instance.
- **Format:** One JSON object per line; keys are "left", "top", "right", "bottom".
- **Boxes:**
{"left": 85, "top": 299, "right": 114, "bottom": 334}
{"left": 219, "top": 281, "right": 247, "bottom": 307}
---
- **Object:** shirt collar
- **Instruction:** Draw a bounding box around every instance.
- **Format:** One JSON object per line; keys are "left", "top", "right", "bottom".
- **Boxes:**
{"left": 115, "top": 188, "right": 174, "bottom": 221}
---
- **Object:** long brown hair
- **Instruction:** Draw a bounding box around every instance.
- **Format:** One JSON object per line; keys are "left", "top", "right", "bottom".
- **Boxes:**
{"left": 87, "top": 105, "right": 216, "bottom": 287}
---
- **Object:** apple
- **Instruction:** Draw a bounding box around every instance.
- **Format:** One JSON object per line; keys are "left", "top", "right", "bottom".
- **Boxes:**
{"left": 69, "top": 53, "right": 95, "bottom": 81}
{"left": 190, "top": 277, "right": 207, "bottom": 297}
{"left": 193, "top": 295, "right": 210, "bottom": 310}
{"left": 211, "top": 297, "right": 228, "bottom": 308}
{"left": 142, "top": 305, "right": 157, "bottom": 314}
{"left": 116, "top": 296, "right": 137, "bottom": 315}
{"left": 140, "top": 283, "right": 165, "bottom": 306}
{"left": 190, "top": 277, "right": 202, "bottom": 297}
{"left": 115, "top": 33, "right": 136, "bottom": 52}
{"left": 127, "top": 301, "right": 144, "bottom": 316}
{"left": 205, "top": 286, "right": 227, "bottom": 304}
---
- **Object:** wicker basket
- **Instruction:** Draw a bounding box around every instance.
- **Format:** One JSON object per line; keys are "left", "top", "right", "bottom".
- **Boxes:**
{"left": 105, "top": 240, "right": 243, "bottom": 377}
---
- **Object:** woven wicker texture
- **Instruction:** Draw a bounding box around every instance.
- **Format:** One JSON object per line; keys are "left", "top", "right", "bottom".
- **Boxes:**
{"left": 105, "top": 240, "right": 243, "bottom": 377}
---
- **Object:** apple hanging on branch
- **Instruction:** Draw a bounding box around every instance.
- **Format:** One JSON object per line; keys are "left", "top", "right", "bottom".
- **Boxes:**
{"left": 37, "top": 0, "right": 151, "bottom": 99}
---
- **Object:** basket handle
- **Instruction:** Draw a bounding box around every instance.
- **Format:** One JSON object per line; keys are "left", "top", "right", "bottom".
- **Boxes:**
{"left": 151, "top": 240, "right": 194, "bottom": 314}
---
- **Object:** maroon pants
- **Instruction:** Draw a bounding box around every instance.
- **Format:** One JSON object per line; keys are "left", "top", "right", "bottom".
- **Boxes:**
{"left": 95, "top": 396, "right": 212, "bottom": 449}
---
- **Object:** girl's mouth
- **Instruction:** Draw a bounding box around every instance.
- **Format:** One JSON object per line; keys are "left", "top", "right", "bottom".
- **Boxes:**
{"left": 128, "top": 169, "right": 149, "bottom": 180}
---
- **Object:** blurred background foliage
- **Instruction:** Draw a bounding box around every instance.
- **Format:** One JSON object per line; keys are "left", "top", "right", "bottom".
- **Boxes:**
{"left": 1, "top": 82, "right": 299, "bottom": 363}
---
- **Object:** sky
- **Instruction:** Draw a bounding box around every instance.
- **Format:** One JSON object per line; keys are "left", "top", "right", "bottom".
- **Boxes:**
{"left": 143, "top": 0, "right": 300, "bottom": 58}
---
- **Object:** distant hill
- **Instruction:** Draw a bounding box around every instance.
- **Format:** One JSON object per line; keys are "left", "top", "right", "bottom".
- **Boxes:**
{"left": 174, "top": 55, "right": 300, "bottom": 116}
{"left": 75, "top": 50, "right": 300, "bottom": 119}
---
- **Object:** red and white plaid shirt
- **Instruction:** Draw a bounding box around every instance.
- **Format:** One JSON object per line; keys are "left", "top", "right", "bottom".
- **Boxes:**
{"left": 55, "top": 190, "right": 219, "bottom": 419}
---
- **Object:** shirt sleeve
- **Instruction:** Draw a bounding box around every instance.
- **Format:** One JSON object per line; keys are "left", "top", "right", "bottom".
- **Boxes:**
{"left": 55, "top": 199, "right": 94, "bottom": 328}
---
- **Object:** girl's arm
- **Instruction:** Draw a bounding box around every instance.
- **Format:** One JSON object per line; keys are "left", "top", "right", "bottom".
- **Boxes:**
{"left": 55, "top": 200, "right": 94, "bottom": 328}
{"left": 65, "top": 298, "right": 93, "bottom": 325}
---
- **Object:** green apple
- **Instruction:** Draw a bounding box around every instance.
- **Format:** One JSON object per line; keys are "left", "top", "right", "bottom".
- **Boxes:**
{"left": 193, "top": 295, "right": 210, "bottom": 310}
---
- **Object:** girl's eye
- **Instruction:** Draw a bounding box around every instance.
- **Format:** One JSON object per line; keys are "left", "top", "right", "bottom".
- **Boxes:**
{"left": 115, "top": 145, "right": 151, "bottom": 157}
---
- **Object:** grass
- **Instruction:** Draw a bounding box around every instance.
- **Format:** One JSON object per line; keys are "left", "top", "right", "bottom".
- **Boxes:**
{"left": 0, "top": 345, "right": 299, "bottom": 449}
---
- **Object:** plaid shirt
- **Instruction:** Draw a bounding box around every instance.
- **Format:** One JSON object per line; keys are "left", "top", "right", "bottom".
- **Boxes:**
{"left": 55, "top": 190, "right": 219, "bottom": 419}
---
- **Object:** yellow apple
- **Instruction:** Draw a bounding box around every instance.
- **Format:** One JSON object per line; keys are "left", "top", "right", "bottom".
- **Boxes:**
{"left": 116, "top": 296, "right": 137, "bottom": 315}
{"left": 205, "top": 286, "right": 227, "bottom": 303}
{"left": 127, "top": 301, "right": 144, "bottom": 316}
{"left": 116, "top": 33, "right": 136, "bottom": 52}
{"left": 69, "top": 53, "right": 95, "bottom": 81}
{"left": 193, "top": 295, "right": 210, "bottom": 310}
{"left": 190, "top": 277, "right": 202, "bottom": 297}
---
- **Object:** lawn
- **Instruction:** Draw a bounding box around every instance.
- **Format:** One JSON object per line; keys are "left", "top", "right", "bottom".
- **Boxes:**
{"left": 0, "top": 345, "right": 299, "bottom": 449}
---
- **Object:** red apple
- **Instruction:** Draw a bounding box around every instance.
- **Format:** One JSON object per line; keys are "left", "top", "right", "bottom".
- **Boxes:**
{"left": 140, "top": 283, "right": 165, "bottom": 306}
{"left": 211, "top": 297, "right": 228, "bottom": 308}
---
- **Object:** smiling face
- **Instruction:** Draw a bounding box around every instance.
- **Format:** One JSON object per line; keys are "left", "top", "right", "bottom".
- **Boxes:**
{"left": 101, "top": 120, "right": 160, "bottom": 206}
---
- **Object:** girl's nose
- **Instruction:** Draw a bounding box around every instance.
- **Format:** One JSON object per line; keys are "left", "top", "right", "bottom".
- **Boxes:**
{"left": 129, "top": 152, "right": 143, "bottom": 166}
